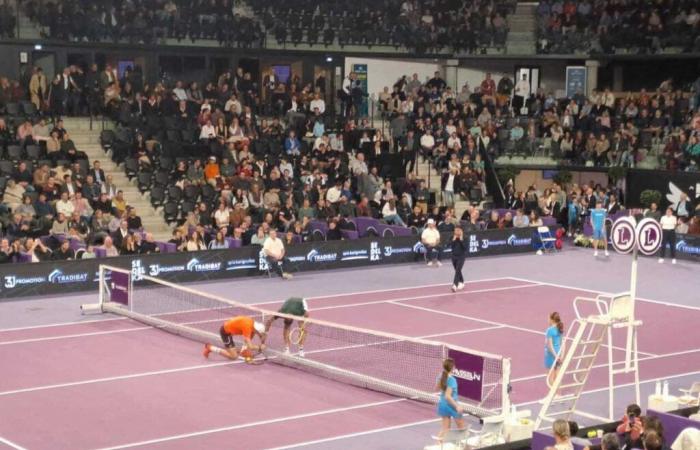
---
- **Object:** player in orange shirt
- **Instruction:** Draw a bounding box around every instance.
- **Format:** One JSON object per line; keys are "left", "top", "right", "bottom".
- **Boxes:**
{"left": 203, "top": 315, "right": 267, "bottom": 361}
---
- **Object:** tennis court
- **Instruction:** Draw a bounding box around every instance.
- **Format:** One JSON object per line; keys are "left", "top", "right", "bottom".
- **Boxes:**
{"left": 1, "top": 250, "right": 699, "bottom": 450}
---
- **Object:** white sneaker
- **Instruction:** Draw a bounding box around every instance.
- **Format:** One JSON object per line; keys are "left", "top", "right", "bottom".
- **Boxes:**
{"left": 658, "top": 258, "right": 664, "bottom": 263}
{"left": 457, "top": 282, "right": 464, "bottom": 290}
{"left": 594, "top": 251, "right": 598, "bottom": 257}
{"left": 427, "top": 261, "right": 433, "bottom": 267}
{"left": 283, "top": 347, "right": 290, "bottom": 355}
{"left": 672, "top": 259, "right": 677, "bottom": 264}
{"left": 436, "top": 261, "right": 442, "bottom": 267}
{"left": 298, "top": 349, "right": 305, "bottom": 357}
{"left": 536, "top": 249, "right": 543, "bottom": 255}
{"left": 451, "top": 285, "right": 457, "bottom": 292}
{"left": 282, "top": 272, "right": 293, "bottom": 280}
{"left": 605, "top": 250, "right": 609, "bottom": 257}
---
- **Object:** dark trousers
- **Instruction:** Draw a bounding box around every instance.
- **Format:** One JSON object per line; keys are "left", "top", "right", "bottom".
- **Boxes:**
{"left": 452, "top": 257, "right": 465, "bottom": 286}
{"left": 425, "top": 245, "right": 440, "bottom": 262}
{"left": 266, "top": 255, "right": 285, "bottom": 276}
{"left": 661, "top": 229, "right": 676, "bottom": 259}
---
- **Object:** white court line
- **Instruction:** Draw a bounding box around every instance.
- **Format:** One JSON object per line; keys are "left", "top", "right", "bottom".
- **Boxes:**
{"left": 0, "top": 317, "right": 128, "bottom": 333}
{"left": 0, "top": 278, "right": 518, "bottom": 333}
{"left": 0, "top": 285, "right": 527, "bottom": 346}
{"left": 0, "top": 326, "right": 153, "bottom": 346}
{"left": 0, "top": 436, "right": 27, "bottom": 450}
{"left": 0, "top": 326, "right": 502, "bottom": 397}
{"left": 389, "top": 301, "right": 659, "bottom": 358}
{"left": 302, "top": 276, "right": 523, "bottom": 300}
{"left": 96, "top": 398, "right": 407, "bottom": 450}
{"left": 275, "top": 369, "right": 700, "bottom": 450}
{"left": 311, "top": 283, "right": 541, "bottom": 312}
{"left": 266, "top": 418, "right": 440, "bottom": 450}
{"left": 0, "top": 361, "right": 237, "bottom": 397}
{"left": 505, "top": 276, "right": 700, "bottom": 312}
{"left": 510, "top": 347, "right": 700, "bottom": 384}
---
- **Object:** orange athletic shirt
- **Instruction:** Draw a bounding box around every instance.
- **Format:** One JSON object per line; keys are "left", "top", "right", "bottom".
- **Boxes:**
{"left": 223, "top": 316, "right": 254, "bottom": 339}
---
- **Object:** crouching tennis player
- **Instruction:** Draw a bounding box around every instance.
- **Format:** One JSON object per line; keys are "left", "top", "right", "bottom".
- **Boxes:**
{"left": 264, "top": 297, "right": 309, "bottom": 356}
{"left": 203, "top": 315, "right": 267, "bottom": 361}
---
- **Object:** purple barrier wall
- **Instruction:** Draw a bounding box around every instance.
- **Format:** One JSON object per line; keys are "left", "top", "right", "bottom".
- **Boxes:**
{"left": 647, "top": 409, "right": 700, "bottom": 447}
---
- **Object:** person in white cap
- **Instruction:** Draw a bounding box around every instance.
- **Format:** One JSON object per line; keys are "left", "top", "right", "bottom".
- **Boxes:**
{"left": 203, "top": 315, "right": 267, "bottom": 362}
{"left": 421, "top": 218, "right": 442, "bottom": 266}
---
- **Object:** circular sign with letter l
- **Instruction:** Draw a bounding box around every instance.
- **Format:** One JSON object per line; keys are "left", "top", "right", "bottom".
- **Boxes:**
{"left": 635, "top": 218, "right": 663, "bottom": 256}
{"left": 610, "top": 217, "right": 637, "bottom": 254}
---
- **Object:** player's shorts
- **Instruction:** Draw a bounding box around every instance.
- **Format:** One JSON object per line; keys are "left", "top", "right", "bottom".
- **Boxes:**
{"left": 592, "top": 228, "right": 606, "bottom": 240}
{"left": 219, "top": 326, "right": 236, "bottom": 348}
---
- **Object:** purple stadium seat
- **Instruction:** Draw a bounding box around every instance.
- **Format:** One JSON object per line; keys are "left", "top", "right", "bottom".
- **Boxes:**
{"left": 309, "top": 220, "right": 329, "bottom": 233}
{"left": 94, "top": 247, "right": 107, "bottom": 258}
{"left": 68, "top": 239, "right": 85, "bottom": 251}
{"left": 354, "top": 217, "right": 381, "bottom": 236}
{"left": 17, "top": 252, "right": 32, "bottom": 263}
{"left": 340, "top": 229, "right": 359, "bottom": 240}
{"left": 227, "top": 238, "right": 242, "bottom": 248}
{"left": 542, "top": 216, "right": 557, "bottom": 227}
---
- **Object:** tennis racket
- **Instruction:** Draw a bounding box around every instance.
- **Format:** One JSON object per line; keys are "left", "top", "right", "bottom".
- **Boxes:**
{"left": 289, "top": 323, "right": 308, "bottom": 346}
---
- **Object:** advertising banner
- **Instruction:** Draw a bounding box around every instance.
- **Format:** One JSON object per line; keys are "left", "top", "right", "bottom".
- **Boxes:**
{"left": 565, "top": 66, "right": 587, "bottom": 99}
{"left": 110, "top": 270, "right": 130, "bottom": 305}
{"left": 352, "top": 63, "right": 368, "bottom": 116}
{"left": 625, "top": 169, "right": 700, "bottom": 208}
{"left": 0, "top": 227, "right": 542, "bottom": 300}
{"left": 447, "top": 348, "right": 485, "bottom": 402}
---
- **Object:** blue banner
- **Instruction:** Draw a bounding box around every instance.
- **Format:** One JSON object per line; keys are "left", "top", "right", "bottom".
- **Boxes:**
{"left": 566, "top": 66, "right": 586, "bottom": 99}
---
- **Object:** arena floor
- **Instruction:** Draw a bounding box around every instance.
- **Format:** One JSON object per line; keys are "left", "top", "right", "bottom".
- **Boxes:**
{"left": 0, "top": 247, "right": 698, "bottom": 450}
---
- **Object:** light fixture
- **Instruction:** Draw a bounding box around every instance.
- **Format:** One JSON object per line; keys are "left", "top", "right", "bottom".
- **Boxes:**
{"left": 325, "top": 56, "right": 333, "bottom": 63}
{"left": 34, "top": 44, "right": 42, "bottom": 50}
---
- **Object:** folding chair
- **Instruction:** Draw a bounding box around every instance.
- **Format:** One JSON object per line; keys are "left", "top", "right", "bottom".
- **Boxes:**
{"left": 679, "top": 382, "right": 700, "bottom": 404}
{"left": 536, "top": 226, "right": 557, "bottom": 254}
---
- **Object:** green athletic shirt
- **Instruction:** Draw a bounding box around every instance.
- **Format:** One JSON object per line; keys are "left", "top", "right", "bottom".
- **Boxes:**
{"left": 279, "top": 297, "right": 308, "bottom": 316}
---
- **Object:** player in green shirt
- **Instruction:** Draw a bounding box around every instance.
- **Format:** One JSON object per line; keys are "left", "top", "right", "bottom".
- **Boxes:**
{"left": 264, "top": 297, "right": 309, "bottom": 356}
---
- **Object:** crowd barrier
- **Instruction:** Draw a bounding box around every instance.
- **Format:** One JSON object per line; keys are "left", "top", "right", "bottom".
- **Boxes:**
{"left": 0, "top": 227, "right": 542, "bottom": 300}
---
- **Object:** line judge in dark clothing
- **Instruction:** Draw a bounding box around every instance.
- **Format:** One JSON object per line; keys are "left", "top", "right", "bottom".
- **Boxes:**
{"left": 450, "top": 226, "right": 468, "bottom": 292}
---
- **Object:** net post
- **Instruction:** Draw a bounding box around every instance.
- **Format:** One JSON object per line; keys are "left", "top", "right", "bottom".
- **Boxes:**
{"left": 501, "top": 357, "right": 512, "bottom": 420}
{"left": 625, "top": 247, "right": 638, "bottom": 371}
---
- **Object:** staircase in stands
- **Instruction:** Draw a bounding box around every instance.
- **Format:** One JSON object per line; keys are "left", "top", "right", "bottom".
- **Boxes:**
{"left": 61, "top": 118, "right": 173, "bottom": 240}
{"left": 506, "top": 2, "right": 538, "bottom": 55}
{"left": 414, "top": 160, "right": 478, "bottom": 220}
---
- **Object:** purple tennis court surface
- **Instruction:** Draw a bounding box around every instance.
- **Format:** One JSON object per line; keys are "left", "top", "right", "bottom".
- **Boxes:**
{"left": 1, "top": 251, "right": 699, "bottom": 450}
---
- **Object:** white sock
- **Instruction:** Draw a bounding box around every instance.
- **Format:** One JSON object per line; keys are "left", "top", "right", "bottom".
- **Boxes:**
{"left": 208, "top": 345, "right": 225, "bottom": 355}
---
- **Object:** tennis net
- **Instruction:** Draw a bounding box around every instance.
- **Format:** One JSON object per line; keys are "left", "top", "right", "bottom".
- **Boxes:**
{"left": 93, "top": 264, "right": 511, "bottom": 418}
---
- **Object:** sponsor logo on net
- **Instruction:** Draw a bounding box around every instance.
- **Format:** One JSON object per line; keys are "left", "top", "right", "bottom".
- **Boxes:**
{"left": 306, "top": 249, "right": 337, "bottom": 263}
{"left": 453, "top": 368, "right": 482, "bottom": 382}
{"left": 341, "top": 249, "right": 369, "bottom": 261}
{"left": 676, "top": 240, "right": 700, "bottom": 255}
{"left": 225, "top": 258, "right": 257, "bottom": 271}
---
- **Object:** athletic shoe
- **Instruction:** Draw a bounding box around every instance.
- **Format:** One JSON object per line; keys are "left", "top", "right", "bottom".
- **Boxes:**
{"left": 658, "top": 258, "right": 664, "bottom": 263}
{"left": 672, "top": 259, "right": 677, "bottom": 264}
{"left": 298, "top": 349, "right": 305, "bottom": 358}
{"left": 457, "top": 282, "right": 464, "bottom": 290}
{"left": 436, "top": 261, "right": 442, "bottom": 267}
{"left": 451, "top": 285, "right": 457, "bottom": 292}
{"left": 605, "top": 251, "right": 609, "bottom": 257}
{"left": 594, "top": 251, "right": 598, "bottom": 257}
{"left": 203, "top": 344, "right": 211, "bottom": 358}
{"left": 536, "top": 250, "right": 543, "bottom": 255}
{"left": 283, "top": 347, "right": 290, "bottom": 355}
{"left": 427, "top": 261, "right": 434, "bottom": 267}
{"left": 282, "top": 272, "right": 293, "bottom": 280}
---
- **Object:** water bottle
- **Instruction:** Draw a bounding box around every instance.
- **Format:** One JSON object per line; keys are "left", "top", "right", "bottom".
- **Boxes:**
{"left": 662, "top": 380, "right": 669, "bottom": 398}
{"left": 655, "top": 380, "right": 662, "bottom": 396}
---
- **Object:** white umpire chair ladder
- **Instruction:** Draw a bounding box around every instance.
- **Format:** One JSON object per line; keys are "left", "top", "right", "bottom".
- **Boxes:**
{"left": 535, "top": 293, "right": 642, "bottom": 429}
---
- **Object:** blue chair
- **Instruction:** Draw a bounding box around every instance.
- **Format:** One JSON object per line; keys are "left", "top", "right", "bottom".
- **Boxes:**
{"left": 536, "top": 226, "right": 557, "bottom": 254}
